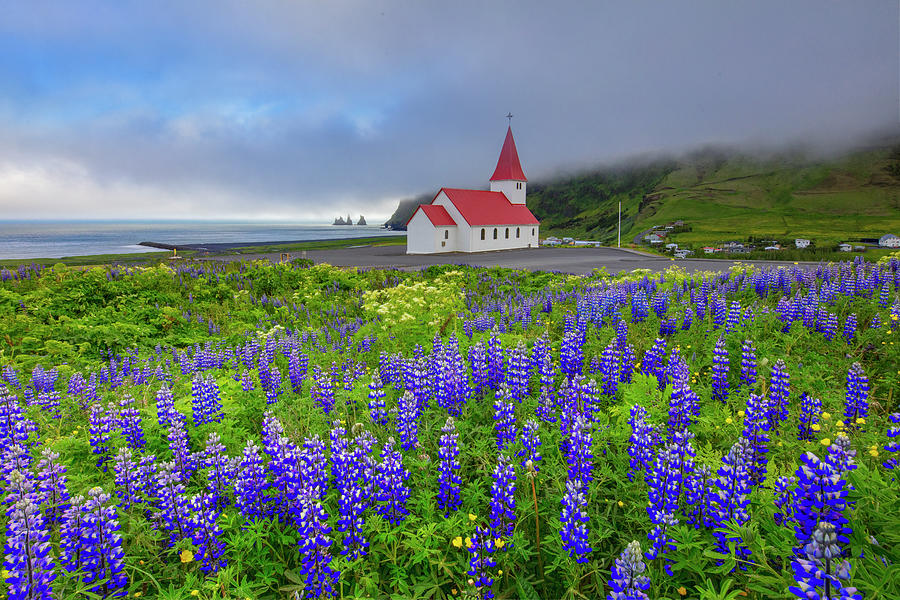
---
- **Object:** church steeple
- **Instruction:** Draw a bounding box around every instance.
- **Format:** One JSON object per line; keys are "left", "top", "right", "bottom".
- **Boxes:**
{"left": 489, "top": 125, "right": 527, "bottom": 204}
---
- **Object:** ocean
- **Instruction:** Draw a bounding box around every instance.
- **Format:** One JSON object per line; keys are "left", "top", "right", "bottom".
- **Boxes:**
{"left": 0, "top": 222, "right": 404, "bottom": 260}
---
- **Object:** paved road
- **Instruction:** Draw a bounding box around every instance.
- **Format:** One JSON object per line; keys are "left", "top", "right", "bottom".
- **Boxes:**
{"left": 204, "top": 245, "right": 819, "bottom": 275}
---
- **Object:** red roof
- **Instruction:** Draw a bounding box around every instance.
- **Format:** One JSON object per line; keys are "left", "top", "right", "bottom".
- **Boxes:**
{"left": 489, "top": 126, "right": 527, "bottom": 182}
{"left": 406, "top": 204, "right": 457, "bottom": 227}
{"left": 441, "top": 188, "right": 539, "bottom": 226}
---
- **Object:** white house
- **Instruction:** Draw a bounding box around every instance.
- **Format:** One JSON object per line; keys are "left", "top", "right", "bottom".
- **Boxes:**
{"left": 879, "top": 233, "right": 900, "bottom": 248}
{"left": 839, "top": 243, "right": 853, "bottom": 252}
{"left": 795, "top": 238, "right": 810, "bottom": 249}
{"left": 406, "top": 127, "right": 539, "bottom": 254}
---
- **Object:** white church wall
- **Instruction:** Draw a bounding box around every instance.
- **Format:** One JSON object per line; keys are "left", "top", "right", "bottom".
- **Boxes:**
{"left": 489, "top": 180, "right": 526, "bottom": 205}
{"left": 467, "top": 223, "right": 539, "bottom": 252}
{"left": 432, "top": 192, "right": 472, "bottom": 252}
{"left": 406, "top": 211, "right": 439, "bottom": 254}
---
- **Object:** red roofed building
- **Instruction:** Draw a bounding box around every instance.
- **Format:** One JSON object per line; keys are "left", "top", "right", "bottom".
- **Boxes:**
{"left": 406, "top": 126, "right": 539, "bottom": 254}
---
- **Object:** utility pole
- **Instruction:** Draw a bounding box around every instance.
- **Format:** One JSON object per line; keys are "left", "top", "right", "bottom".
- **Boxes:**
{"left": 618, "top": 201, "right": 621, "bottom": 248}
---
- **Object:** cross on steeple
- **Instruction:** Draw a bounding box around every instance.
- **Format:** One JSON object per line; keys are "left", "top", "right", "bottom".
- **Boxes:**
{"left": 505, "top": 112, "right": 513, "bottom": 125}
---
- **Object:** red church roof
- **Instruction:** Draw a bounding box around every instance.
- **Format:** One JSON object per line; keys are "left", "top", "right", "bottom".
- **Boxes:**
{"left": 489, "top": 126, "right": 527, "bottom": 182}
{"left": 406, "top": 204, "right": 457, "bottom": 227}
{"left": 441, "top": 188, "right": 539, "bottom": 226}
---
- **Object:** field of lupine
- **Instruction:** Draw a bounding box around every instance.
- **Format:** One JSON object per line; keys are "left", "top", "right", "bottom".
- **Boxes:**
{"left": 1, "top": 256, "right": 900, "bottom": 600}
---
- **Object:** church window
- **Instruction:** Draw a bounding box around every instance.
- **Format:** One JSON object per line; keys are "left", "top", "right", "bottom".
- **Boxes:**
{"left": 505, "top": 228, "right": 509, "bottom": 239}
{"left": 444, "top": 230, "right": 449, "bottom": 240}
{"left": 532, "top": 228, "right": 535, "bottom": 236}
{"left": 493, "top": 228, "right": 498, "bottom": 239}
{"left": 516, "top": 227, "right": 520, "bottom": 238}
{"left": 481, "top": 228, "right": 485, "bottom": 240}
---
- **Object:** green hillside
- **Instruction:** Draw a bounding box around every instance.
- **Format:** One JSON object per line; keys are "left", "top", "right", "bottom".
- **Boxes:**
{"left": 385, "top": 139, "right": 900, "bottom": 246}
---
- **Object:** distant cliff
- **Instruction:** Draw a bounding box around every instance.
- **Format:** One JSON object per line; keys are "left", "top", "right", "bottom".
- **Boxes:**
{"left": 382, "top": 192, "right": 435, "bottom": 230}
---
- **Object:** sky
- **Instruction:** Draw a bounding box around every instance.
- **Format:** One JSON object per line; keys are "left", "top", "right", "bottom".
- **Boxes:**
{"left": 0, "top": 1, "right": 897, "bottom": 222}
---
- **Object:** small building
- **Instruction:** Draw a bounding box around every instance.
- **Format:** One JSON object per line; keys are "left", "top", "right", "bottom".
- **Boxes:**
{"left": 674, "top": 249, "right": 693, "bottom": 258}
{"left": 764, "top": 245, "right": 780, "bottom": 251}
{"left": 839, "top": 243, "right": 853, "bottom": 252}
{"left": 702, "top": 246, "right": 716, "bottom": 254}
{"left": 665, "top": 243, "right": 678, "bottom": 251}
{"left": 673, "top": 220, "right": 685, "bottom": 227}
{"left": 879, "top": 233, "right": 900, "bottom": 248}
{"left": 795, "top": 238, "right": 811, "bottom": 249}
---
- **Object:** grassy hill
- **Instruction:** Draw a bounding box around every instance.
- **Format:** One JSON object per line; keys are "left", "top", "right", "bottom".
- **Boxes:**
{"left": 386, "top": 138, "right": 900, "bottom": 246}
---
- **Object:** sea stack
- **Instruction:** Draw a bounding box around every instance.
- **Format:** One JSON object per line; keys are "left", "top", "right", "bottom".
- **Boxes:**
{"left": 357, "top": 215, "right": 367, "bottom": 225}
{"left": 332, "top": 216, "right": 346, "bottom": 225}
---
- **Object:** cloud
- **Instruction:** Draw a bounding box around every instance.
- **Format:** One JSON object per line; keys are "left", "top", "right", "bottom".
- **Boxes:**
{"left": 0, "top": 1, "right": 897, "bottom": 221}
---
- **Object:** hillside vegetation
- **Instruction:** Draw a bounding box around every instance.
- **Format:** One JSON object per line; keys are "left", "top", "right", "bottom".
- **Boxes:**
{"left": 386, "top": 139, "right": 900, "bottom": 247}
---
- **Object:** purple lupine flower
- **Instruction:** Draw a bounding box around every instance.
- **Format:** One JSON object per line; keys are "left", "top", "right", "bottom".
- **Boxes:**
{"left": 89, "top": 403, "right": 114, "bottom": 471}
{"left": 884, "top": 413, "right": 900, "bottom": 469}
{"left": 681, "top": 307, "right": 694, "bottom": 330}
{"left": 505, "top": 340, "right": 531, "bottom": 401}
{"left": 234, "top": 440, "right": 270, "bottom": 521}
{"left": 396, "top": 390, "right": 419, "bottom": 452}
{"left": 265, "top": 366, "right": 283, "bottom": 405}
{"left": 35, "top": 448, "right": 69, "bottom": 525}
{"left": 298, "top": 435, "right": 328, "bottom": 500}
{"left": 154, "top": 461, "right": 191, "bottom": 546}
{"left": 709, "top": 438, "right": 753, "bottom": 567}
{"left": 288, "top": 350, "right": 309, "bottom": 394}
{"left": 620, "top": 343, "right": 636, "bottom": 384}
{"left": 844, "top": 363, "right": 869, "bottom": 428}
{"left": 560, "top": 478, "right": 591, "bottom": 563}
{"left": 630, "top": 289, "right": 649, "bottom": 322}
{"left": 119, "top": 402, "right": 146, "bottom": 452}
{"left": 203, "top": 433, "right": 235, "bottom": 508}
{"left": 240, "top": 370, "right": 255, "bottom": 392}
{"left": 742, "top": 393, "right": 771, "bottom": 486}
{"left": 192, "top": 375, "right": 224, "bottom": 426}
{"left": 60, "top": 494, "right": 87, "bottom": 571}
{"left": 667, "top": 382, "right": 698, "bottom": 439}
{"left": 560, "top": 330, "right": 584, "bottom": 377}
{"left": 262, "top": 413, "right": 301, "bottom": 521}
{"left": 790, "top": 521, "right": 861, "bottom": 600}
{"left": 766, "top": 359, "right": 790, "bottom": 430}
{"left": 4, "top": 478, "right": 56, "bottom": 600}
{"left": 469, "top": 341, "right": 489, "bottom": 396}
{"left": 493, "top": 387, "right": 517, "bottom": 451}
{"left": 437, "top": 417, "right": 461, "bottom": 517}
{"left": 375, "top": 438, "right": 409, "bottom": 526}
{"left": 113, "top": 448, "right": 142, "bottom": 510}
{"left": 843, "top": 313, "right": 857, "bottom": 344}
{"left": 333, "top": 432, "right": 369, "bottom": 560}
{"left": 774, "top": 475, "right": 797, "bottom": 527}
{"left": 607, "top": 540, "right": 650, "bottom": 600}
{"left": 155, "top": 384, "right": 175, "bottom": 426}
{"left": 188, "top": 492, "right": 226, "bottom": 574}
{"left": 566, "top": 413, "right": 593, "bottom": 486}
{"left": 518, "top": 419, "right": 542, "bottom": 472}
{"left": 825, "top": 434, "right": 857, "bottom": 476}
{"left": 599, "top": 341, "right": 620, "bottom": 397}
{"left": 296, "top": 489, "right": 339, "bottom": 599}
{"left": 645, "top": 444, "right": 682, "bottom": 569}
{"left": 627, "top": 405, "right": 656, "bottom": 482}
{"left": 798, "top": 393, "right": 822, "bottom": 442}
{"left": 640, "top": 338, "right": 667, "bottom": 385}
{"left": 167, "top": 411, "right": 197, "bottom": 480}
{"left": 467, "top": 525, "right": 497, "bottom": 600}
{"left": 489, "top": 454, "right": 516, "bottom": 545}
{"left": 311, "top": 367, "right": 336, "bottom": 414}
{"left": 80, "top": 487, "right": 128, "bottom": 597}
{"left": 684, "top": 463, "right": 714, "bottom": 529}
{"left": 367, "top": 372, "right": 388, "bottom": 426}
{"left": 739, "top": 340, "right": 757, "bottom": 388}
{"left": 486, "top": 333, "right": 505, "bottom": 390}
{"left": 793, "top": 451, "right": 852, "bottom": 554}
{"left": 711, "top": 336, "right": 729, "bottom": 403}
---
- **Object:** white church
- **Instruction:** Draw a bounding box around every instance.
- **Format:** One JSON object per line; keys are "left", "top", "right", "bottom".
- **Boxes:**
{"left": 405, "top": 126, "right": 540, "bottom": 254}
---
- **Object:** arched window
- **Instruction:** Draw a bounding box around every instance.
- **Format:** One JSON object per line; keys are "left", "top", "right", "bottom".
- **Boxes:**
{"left": 444, "top": 230, "right": 449, "bottom": 240}
{"left": 532, "top": 228, "right": 535, "bottom": 236}
{"left": 505, "top": 228, "right": 509, "bottom": 239}
{"left": 493, "top": 228, "right": 498, "bottom": 239}
{"left": 481, "top": 228, "right": 485, "bottom": 240}
{"left": 516, "top": 227, "right": 520, "bottom": 238}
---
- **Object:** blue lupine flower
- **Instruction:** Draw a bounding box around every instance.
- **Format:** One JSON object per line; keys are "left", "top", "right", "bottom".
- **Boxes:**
{"left": 600, "top": 341, "right": 621, "bottom": 397}
{"left": 790, "top": 521, "right": 861, "bottom": 600}
{"left": 684, "top": 464, "right": 714, "bottom": 528}
{"left": 191, "top": 375, "right": 224, "bottom": 426}
{"left": 607, "top": 540, "right": 650, "bottom": 600}
{"left": 774, "top": 475, "right": 797, "bottom": 527}
{"left": 154, "top": 461, "right": 191, "bottom": 546}
{"left": 724, "top": 300, "right": 741, "bottom": 333}
{"left": 311, "top": 367, "right": 336, "bottom": 414}
{"left": 640, "top": 338, "right": 667, "bottom": 385}
{"left": 566, "top": 413, "right": 593, "bottom": 486}
{"left": 645, "top": 443, "right": 682, "bottom": 566}
{"left": 742, "top": 393, "right": 771, "bottom": 486}
{"left": 119, "top": 402, "right": 146, "bottom": 452}
{"left": 240, "top": 370, "right": 255, "bottom": 392}
{"left": 234, "top": 440, "right": 270, "bottom": 521}
{"left": 505, "top": 340, "right": 531, "bottom": 401}
{"left": 167, "top": 411, "right": 197, "bottom": 480}
{"left": 843, "top": 363, "right": 869, "bottom": 427}
{"left": 437, "top": 417, "right": 461, "bottom": 517}
{"left": 288, "top": 350, "right": 309, "bottom": 394}
{"left": 709, "top": 438, "right": 753, "bottom": 567}
{"left": 35, "top": 447, "right": 69, "bottom": 524}
{"left": 631, "top": 289, "right": 649, "bottom": 322}
{"left": 487, "top": 333, "right": 506, "bottom": 390}
{"left": 884, "top": 413, "right": 900, "bottom": 469}
{"left": 493, "top": 387, "right": 517, "bottom": 451}
{"left": 89, "top": 404, "right": 113, "bottom": 471}
{"left": 188, "top": 491, "right": 226, "bottom": 574}
{"left": 396, "top": 391, "right": 419, "bottom": 451}
{"left": 627, "top": 405, "right": 656, "bottom": 482}
{"left": 739, "top": 340, "right": 757, "bottom": 388}
{"left": 4, "top": 479, "right": 56, "bottom": 600}
{"left": 668, "top": 382, "right": 698, "bottom": 439}
{"left": 766, "top": 359, "right": 791, "bottom": 430}
{"left": 560, "top": 330, "right": 585, "bottom": 378}
{"left": 798, "top": 393, "right": 822, "bottom": 442}
{"left": 265, "top": 366, "right": 283, "bottom": 405}
{"left": 113, "top": 448, "right": 142, "bottom": 510}
{"left": 367, "top": 373, "right": 388, "bottom": 426}
{"left": 825, "top": 434, "right": 857, "bottom": 476}
{"left": 843, "top": 313, "right": 857, "bottom": 344}
{"left": 518, "top": 419, "right": 542, "bottom": 472}
{"left": 296, "top": 489, "right": 339, "bottom": 599}
{"left": 711, "top": 336, "right": 729, "bottom": 403}
{"left": 298, "top": 435, "right": 328, "bottom": 500}
{"left": 203, "top": 432, "right": 235, "bottom": 508}
{"left": 469, "top": 341, "right": 489, "bottom": 395}
{"left": 467, "top": 525, "right": 497, "bottom": 600}
{"left": 619, "top": 343, "right": 636, "bottom": 384}
{"left": 375, "top": 438, "right": 409, "bottom": 526}
{"left": 561, "top": 477, "right": 591, "bottom": 563}
{"left": 489, "top": 454, "right": 516, "bottom": 545}
{"left": 793, "top": 451, "right": 851, "bottom": 553}
{"left": 80, "top": 487, "right": 128, "bottom": 597}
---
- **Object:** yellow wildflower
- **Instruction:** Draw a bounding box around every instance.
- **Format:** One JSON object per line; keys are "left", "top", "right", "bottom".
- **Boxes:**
{"left": 725, "top": 417, "right": 733, "bottom": 425}
{"left": 856, "top": 417, "right": 866, "bottom": 425}
{"left": 869, "top": 449, "right": 879, "bottom": 457}
{"left": 737, "top": 410, "right": 745, "bottom": 418}
{"left": 452, "top": 536, "right": 462, "bottom": 549}
{"left": 821, "top": 438, "right": 831, "bottom": 446}
{"left": 465, "top": 537, "right": 473, "bottom": 548}
{"left": 821, "top": 412, "right": 831, "bottom": 420}
{"left": 180, "top": 549, "right": 194, "bottom": 563}
{"left": 468, "top": 513, "right": 477, "bottom": 521}
{"left": 617, "top": 501, "right": 624, "bottom": 507}
{"left": 678, "top": 587, "right": 687, "bottom": 596}
{"left": 495, "top": 539, "right": 505, "bottom": 549}
{"left": 191, "top": 591, "right": 199, "bottom": 597}
{"left": 811, "top": 424, "right": 821, "bottom": 431}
